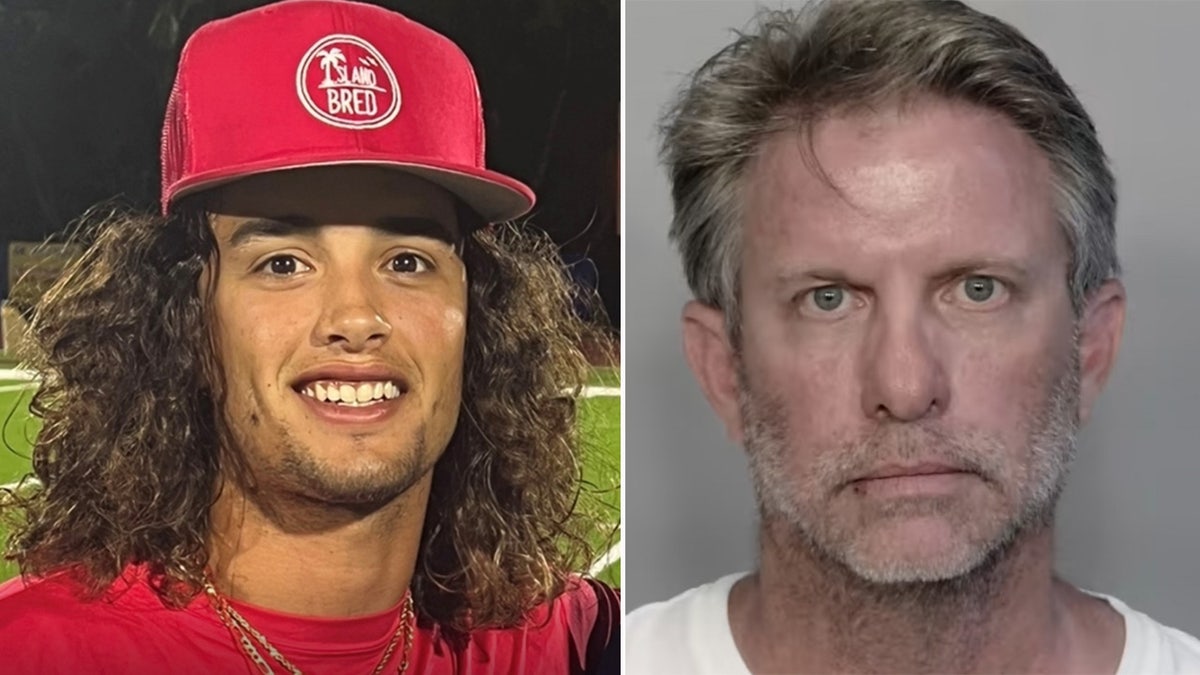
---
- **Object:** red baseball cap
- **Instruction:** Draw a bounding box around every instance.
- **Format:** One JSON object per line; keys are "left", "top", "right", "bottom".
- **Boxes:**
{"left": 160, "top": 0, "right": 535, "bottom": 222}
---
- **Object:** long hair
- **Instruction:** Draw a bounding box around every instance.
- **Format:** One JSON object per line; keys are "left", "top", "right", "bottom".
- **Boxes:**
{"left": 2, "top": 198, "right": 609, "bottom": 632}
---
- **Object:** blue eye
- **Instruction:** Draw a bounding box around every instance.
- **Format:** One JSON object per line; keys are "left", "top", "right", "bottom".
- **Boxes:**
{"left": 962, "top": 276, "right": 996, "bottom": 302}
{"left": 811, "top": 286, "right": 845, "bottom": 311}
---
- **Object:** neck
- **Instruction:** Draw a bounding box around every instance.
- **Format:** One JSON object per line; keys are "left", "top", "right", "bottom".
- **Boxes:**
{"left": 206, "top": 473, "right": 431, "bottom": 618}
{"left": 733, "top": 518, "right": 1075, "bottom": 674}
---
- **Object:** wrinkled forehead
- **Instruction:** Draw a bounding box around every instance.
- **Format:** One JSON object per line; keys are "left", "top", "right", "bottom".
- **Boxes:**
{"left": 741, "top": 99, "right": 1063, "bottom": 274}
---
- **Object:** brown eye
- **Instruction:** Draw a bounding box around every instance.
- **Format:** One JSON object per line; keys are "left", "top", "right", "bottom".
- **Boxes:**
{"left": 390, "top": 253, "right": 430, "bottom": 274}
{"left": 258, "top": 255, "right": 311, "bottom": 276}
{"left": 270, "top": 257, "right": 296, "bottom": 275}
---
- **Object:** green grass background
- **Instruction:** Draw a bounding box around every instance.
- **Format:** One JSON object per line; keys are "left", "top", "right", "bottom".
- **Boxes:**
{"left": 0, "top": 355, "right": 38, "bottom": 582}
{"left": 580, "top": 368, "right": 621, "bottom": 586}
{"left": 0, "top": 363, "right": 621, "bottom": 588}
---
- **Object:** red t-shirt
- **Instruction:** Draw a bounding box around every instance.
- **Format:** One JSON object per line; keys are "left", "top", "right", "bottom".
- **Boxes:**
{"left": 0, "top": 565, "right": 619, "bottom": 674}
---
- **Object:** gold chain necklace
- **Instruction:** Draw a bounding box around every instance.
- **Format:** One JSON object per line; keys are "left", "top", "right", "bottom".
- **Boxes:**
{"left": 203, "top": 580, "right": 415, "bottom": 675}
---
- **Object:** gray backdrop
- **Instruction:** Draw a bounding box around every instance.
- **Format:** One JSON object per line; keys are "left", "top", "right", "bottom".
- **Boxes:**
{"left": 625, "top": 0, "right": 1200, "bottom": 635}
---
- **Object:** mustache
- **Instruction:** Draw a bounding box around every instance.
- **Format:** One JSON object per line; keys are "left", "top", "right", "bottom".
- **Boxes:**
{"left": 807, "top": 424, "right": 1006, "bottom": 491}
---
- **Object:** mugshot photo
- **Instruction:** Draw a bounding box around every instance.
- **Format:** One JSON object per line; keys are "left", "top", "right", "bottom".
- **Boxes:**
{"left": 626, "top": 1, "right": 1200, "bottom": 672}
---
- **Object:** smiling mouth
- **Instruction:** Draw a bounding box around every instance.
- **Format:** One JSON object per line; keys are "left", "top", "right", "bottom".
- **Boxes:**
{"left": 295, "top": 380, "right": 404, "bottom": 407}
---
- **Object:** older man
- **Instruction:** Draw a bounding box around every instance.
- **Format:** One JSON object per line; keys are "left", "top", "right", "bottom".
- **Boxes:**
{"left": 0, "top": 1, "right": 617, "bottom": 673}
{"left": 629, "top": 1, "right": 1200, "bottom": 673}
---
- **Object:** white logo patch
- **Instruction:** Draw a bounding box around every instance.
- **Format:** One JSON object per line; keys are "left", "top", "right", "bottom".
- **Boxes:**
{"left": 296, "top": 34, "right": 401, "bottom": 129}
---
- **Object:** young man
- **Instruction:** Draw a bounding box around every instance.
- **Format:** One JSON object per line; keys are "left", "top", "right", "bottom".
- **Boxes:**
{"left": 628, "top": 1, "right": 1200, "bottom": 673}
{"left": 0, "top": 2, "right": 617, "bottom": 673}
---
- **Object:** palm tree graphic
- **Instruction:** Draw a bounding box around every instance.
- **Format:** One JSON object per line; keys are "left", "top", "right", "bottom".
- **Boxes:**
{"left": 316, "top": 47, "right": 346, "bottom": 86}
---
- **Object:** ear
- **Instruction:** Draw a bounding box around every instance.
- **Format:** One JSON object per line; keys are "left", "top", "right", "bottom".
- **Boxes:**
{"left": 1077, "top": 279, "right": 1126, "bottom": 425}
{"left": 681, "top": 300, "right": 745, "bottom": 445}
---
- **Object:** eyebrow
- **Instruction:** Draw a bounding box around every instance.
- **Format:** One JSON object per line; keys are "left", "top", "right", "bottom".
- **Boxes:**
{"left": 772, "top": 258, "right": 1035, "bottom": 290}
{"left": 227, "top": 215, "right": 458, "bottom": 249}
{"left": 227, "top": 216, "right": 316, "bottom": 248}
{"left": 772, "top": 268, "right": 853, "bottom": 290}
{"left": 933, "top": 259, "right": 1034, "bottom": 285}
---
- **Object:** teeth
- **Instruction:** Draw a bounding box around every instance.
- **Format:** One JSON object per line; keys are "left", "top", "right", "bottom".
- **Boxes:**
{"left": 299, "top": 379, "right": 401, "bottom": 406}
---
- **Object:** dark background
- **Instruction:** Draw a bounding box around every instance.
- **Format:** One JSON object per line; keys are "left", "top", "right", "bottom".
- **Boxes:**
{"left": 0, "top": 0, "right": 620, "bottom": 331}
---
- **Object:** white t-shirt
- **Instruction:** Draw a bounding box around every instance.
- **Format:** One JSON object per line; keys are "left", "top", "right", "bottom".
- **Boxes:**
{"left": 627, "top": 573, "right": 1200, "bottom": 674}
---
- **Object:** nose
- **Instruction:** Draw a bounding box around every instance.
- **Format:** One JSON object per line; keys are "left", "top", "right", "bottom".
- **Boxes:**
{"left": 859, "top": 303, "right": 949, "bottom": 422}
{"left": 315, "top": 271, "right": 392, "bottom": 352}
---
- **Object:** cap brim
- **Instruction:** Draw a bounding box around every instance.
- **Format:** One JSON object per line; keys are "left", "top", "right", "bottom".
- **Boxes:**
{"left": 166, "top": 156, "right": 535, "bottom": 223}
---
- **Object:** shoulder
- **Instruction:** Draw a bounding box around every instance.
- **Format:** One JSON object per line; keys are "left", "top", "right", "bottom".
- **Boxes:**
{"left": 0, "top": 565, "right": 167, "bottom": 618}
{"left": 550, "top": 577, "right": 620, "bottom": 673}
{"left": 447, "top": 577, "right": 620, "bottom": 675}
{"left": 1098, "top": 593, "right": 1200, "bottom": 675}
{"left": 627, "top": 572, "right": 748, "bottom": 675}
{"left": 0, "top": 570, "right": 107, "bottom": 629}
{"left": 0, "top": 571, "right": 123, "bottom": 669}
{"left": 627, "top": 572, "right": 742, "bottom": 642}
{"left": 554, "top": 575, "right": 621, "bottom": 633}
{"left": 0, "top": 567, "right": 178, "bottom": 669}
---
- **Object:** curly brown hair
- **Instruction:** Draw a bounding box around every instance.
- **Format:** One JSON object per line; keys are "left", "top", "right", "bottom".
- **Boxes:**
{"left": 2, "top": 197, "right": 613, "bottom": 632}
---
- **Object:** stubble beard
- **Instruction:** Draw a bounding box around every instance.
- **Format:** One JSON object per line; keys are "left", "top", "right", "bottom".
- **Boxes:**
{"left": 741, "top": 345, "right": 1081, "bottom": 594}
{"left": 276, "top": 426, "right": 432, "bottom": 508}
{"left": 227, "top": 413, "right": 438, "bottom": 521}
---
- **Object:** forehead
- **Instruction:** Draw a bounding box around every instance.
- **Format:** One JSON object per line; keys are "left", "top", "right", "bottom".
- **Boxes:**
{"left": 207, "top": 165, "right": 460, "bottom": 237}
{"left": 741, "top": 98, "right": 1062, "bottom": 272}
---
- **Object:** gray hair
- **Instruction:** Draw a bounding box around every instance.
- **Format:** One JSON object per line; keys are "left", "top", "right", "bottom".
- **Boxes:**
{"left": 661, "top": 0, "right": 1118, "bottom": 337}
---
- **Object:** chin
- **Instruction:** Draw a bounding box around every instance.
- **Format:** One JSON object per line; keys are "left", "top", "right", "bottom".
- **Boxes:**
{"left": 831, "top": 506, "right": 1022, "bottom": 584}
{"left": 840, "top": 527, "right": 994, "bottom": 583}
{"left": 291, "top": 460, "right": 428, "bottom": 506}
{"left": 277, "top": 435, "right": 433, "bottom": 505}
